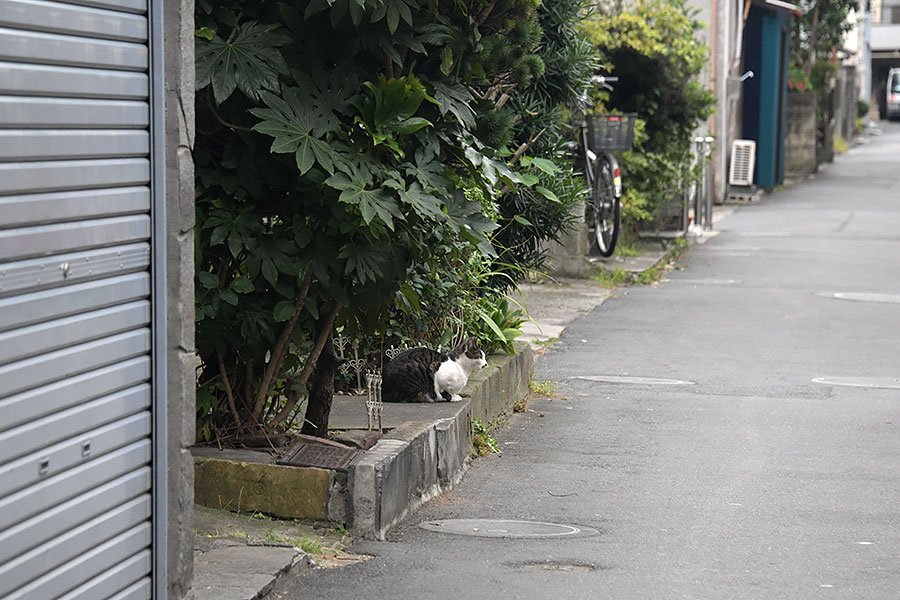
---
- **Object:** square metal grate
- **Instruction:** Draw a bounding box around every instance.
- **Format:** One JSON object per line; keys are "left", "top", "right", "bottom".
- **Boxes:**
{"left": 277, "top": 443, "right": 359, "bottom": 471}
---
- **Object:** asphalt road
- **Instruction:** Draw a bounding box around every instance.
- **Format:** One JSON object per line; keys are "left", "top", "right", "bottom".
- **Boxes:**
{"left": 270, "top": 122, "right": 900, "bottom": 599}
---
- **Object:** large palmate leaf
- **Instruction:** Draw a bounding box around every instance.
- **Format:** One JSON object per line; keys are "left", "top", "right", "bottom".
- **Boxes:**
{"left": 250, "top": 88, "right": 341, "bottom": 175}
{"left": 196, "top": 21, "right": 289, "bottom": 103}
{"left": 325, "top": 172, "right": 402, "bottom": 230}
{"left": 431, "top": 80, "right": 476, "bottom": 128}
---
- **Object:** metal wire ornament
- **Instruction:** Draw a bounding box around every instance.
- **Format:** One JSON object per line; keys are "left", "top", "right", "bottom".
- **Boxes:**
{"left": 385, "top": 344, "right": 409, "bottom": 361}
{"left": 336, "top": 335, "right": 366, "bottom": 394}
{"left": 365, "top": 372, "right": 383, "bottom": 432}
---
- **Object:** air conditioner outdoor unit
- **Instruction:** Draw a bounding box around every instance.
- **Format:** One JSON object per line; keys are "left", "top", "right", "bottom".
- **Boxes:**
{"left": 729, "top": 139, "right": 756, "bottom": 186}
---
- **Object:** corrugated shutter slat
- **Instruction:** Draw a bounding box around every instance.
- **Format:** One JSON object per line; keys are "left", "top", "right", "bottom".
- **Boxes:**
{"left": 0, "top": 0, "right": 156, "bottom": 596}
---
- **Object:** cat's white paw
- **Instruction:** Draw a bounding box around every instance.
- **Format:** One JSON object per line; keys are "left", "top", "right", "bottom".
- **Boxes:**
{"left": 449, "top": 394, "right": 462, "bottom": 402}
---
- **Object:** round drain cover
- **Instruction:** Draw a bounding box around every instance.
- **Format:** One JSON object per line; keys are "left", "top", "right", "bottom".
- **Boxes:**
{"left": 419, "top": 519, "right": 599, "bottom": 539}
{"left": 812, "top": 377, "right": 900, "bottom": 390}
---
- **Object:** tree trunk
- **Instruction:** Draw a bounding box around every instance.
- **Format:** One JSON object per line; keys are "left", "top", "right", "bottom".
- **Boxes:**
{"left": 300, "top": 321, "right": 340, "bottom": 437}
{"left": 805, "top": 1, "right": 820, "bottom": 79}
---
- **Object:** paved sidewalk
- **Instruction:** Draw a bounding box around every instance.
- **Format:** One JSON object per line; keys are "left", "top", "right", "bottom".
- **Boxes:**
{"left": 192, "top": 505, "right": 367, "bottom": 600}
{"left": 190, "top": 208, "right": 736, "bottom": 600}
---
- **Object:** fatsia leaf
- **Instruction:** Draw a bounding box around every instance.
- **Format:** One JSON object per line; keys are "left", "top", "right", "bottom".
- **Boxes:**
{"left": 432, "top": 81, "right": 475, "bottom": 128}
{"left": 250, "top": 89, "right": 337, "bottom": 175}
{"left": 338, "top": 187, "right": 401, "bottom": 230}
{"left": 196, "top": 21, "right": 288, "bottom": 104}
{"left": 399, "top": 182, "right": 446, "bottom": 222}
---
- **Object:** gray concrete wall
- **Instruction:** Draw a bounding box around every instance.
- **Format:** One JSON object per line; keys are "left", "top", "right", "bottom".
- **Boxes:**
{"left": 785, "top": 92, "right": 817, "bottom": 181}
{"left": 834, "top": 66, "right": 858, "bottom": 140}
{"left": 164, "top": 0, "right": 195, "bottom": 597}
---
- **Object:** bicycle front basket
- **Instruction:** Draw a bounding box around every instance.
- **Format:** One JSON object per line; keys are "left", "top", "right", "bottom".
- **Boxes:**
{"left": 588, "top": 113, "right": 637, "bottom": 151}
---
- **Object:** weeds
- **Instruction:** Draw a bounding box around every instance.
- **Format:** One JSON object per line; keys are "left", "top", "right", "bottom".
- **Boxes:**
{"left": 589, "top": 267, "right": 630, "bottom": 288}
{"left": 529, "top": 378, "right": 557, "bottom": 396}
{"left": 263, "top": 529, "right": 327, "bottom": 555}
{"left": 472, "top": 418, "right": 500, "bottom": 456}
{"left": 514, "top": 396, "right": 528, "bottom": 412}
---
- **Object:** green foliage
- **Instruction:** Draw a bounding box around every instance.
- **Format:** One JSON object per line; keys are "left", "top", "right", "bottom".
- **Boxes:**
{"left": 472, "top": 418, "right": 500, "bottom": 455}
{"left": 529, "top": 378, "right": 557, "bottom": 396}
{"left": 790, "top": 0, "right": 860, "bottom": 75}
{"left": 193, "top": 0, "right": 593, "bottom": 439}
{"left": 581, "top": 0, "right": 714, "bottom": 233}
{"left": 856, "top": 99, "right": 870, "bottom": 119}
{"left": 788, "top": 63, "right": 812, "bottom": 92}
{"left": 472, "top": 296, "right": 525, "bottom": 355}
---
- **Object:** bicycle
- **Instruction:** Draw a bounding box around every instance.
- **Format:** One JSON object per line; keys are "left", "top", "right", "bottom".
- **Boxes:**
{"left": 577, "top": 76, "right": 636, "bottom": 257}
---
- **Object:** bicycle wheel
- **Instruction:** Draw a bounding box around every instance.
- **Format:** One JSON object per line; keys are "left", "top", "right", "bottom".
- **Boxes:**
{"left": 591, "top": 156, "right": 621, "bottom": 257}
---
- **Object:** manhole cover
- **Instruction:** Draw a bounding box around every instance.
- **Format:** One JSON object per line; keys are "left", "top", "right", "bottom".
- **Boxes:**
{"left": 278, "top": 443, "right": 359, "bottom": 471}
{"left": 812, "top": 377, "right": 900, "bottom": 390}
{"left": 821, "top": 292, "right": 900, "bottom": 304}
{"left": 572, "top": 375, "right": 695, "bottom": 386}
{"left": 419, "top": 519, "right": 599, "bottom": 539}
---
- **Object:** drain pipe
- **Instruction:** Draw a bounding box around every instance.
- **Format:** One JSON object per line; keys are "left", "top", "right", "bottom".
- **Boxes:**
{"left": 703, "top": 136, "right": 714, "bottom": 230}
{"left": 693, "top": 136, "right": 715, "bottom": 230}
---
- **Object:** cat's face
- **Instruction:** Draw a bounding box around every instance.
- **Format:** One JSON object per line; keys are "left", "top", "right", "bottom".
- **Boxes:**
{"left": 458, "top": 338, "right": 487, "bottom": 371}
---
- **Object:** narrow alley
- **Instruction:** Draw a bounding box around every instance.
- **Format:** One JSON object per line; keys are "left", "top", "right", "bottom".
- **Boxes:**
{"left": 270, "top": 124, "right": 900, "bottom": 599}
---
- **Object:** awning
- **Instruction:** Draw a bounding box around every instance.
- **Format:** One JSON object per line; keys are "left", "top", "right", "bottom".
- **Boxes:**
{"left": 752, "top": 0, "right": 803, "bottom": 17}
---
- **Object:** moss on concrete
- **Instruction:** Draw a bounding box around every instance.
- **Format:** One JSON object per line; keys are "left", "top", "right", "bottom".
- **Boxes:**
{"left": 194, "top": 457, "right": 331, "bottom": 520}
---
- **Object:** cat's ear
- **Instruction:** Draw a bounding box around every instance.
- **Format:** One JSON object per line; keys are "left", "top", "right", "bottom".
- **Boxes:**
{"left": 466, "top": 337, "right": 476, "bottom": 348}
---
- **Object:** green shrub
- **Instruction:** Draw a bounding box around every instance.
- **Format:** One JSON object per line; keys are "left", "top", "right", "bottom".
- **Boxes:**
{"left": 857, "top": 99, "right": 870, "bottom": 119}
{"left": 193, "top": 0, "right": 593, "bottom": 441}
{"left": 580, "top": 0, "right": 714, "bottom": 232}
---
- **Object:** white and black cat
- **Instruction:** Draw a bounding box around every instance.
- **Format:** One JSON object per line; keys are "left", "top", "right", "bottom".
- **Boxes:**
{"left": 381, "top": 338, "right": 487, "bottom": 403}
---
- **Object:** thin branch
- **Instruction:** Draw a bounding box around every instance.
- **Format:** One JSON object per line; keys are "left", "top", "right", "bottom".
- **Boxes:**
{"left": 207, "top": 92, "right": 254, "bottom": 132}
{"left": 252, "top": 270, "right": 314, "bottom": 419}
{"left": 476, "top": 0, "right": 498, "bottom": 26}
{"left": 243, "top": 361, "right": 254, "bottom": 413}
{"left": 217, "top": 351, "right": 243, "bottom": 430}
{"left": 497, "top": 128, "right": 547, "bottom": 196}
{"left": 266, "top": 303, "right": 341, "bottom": 431}
{"left": 513, "top": 128, "right": 546, "bottom": 163}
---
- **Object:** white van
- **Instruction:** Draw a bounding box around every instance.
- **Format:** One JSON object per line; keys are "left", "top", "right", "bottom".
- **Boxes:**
{"left": 888, "top": 68, "right": 900, "bottom": 120}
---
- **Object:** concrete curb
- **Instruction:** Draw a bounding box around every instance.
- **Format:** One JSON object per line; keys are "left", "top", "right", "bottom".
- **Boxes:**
{"left": 348, "top": 347, "right": 533, "bottom": 540}
{"left": 192, "top": 540, "right": 313, "bottom": 600}
{"left": 192, "top": 347, "right": 533, "bottom": 542}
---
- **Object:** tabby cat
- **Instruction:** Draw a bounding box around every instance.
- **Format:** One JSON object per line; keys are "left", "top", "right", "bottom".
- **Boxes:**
{"left": 381, "top": 338, "right": 487, "bottom": 403}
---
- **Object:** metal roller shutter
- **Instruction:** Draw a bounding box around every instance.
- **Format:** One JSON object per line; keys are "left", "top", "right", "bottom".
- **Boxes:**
{"left": 0, "top": 0, "right": 164, "bottom": 598}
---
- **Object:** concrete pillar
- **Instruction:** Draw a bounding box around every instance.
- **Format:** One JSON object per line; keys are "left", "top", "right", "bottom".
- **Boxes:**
{"left": 164, "top": 0, "right": 195, "bottom": 597}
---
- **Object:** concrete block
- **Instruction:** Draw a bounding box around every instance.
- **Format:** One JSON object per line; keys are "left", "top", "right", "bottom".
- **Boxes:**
{"left": 194, "top": 457, "right": 331, "bottom": 521}
{"left": 169, "top": 449, "right": 194, "bottom": 600}
{"left": 377, "top": 432, "right": 426, "bottom": 534}
{"left": 192, "top": 545, "right": 297, "bottom": 600}
{"left": 348, "top": 439, "right": 406, "bottom": 537}
{"left": 169, "top": 351, "right": 197, "bottom": 450}
{"left": 327, "top": 472, "right": 349, "bottom": 524}
{"left": 435, "top": 408, "right": 469, "bottom": 484}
